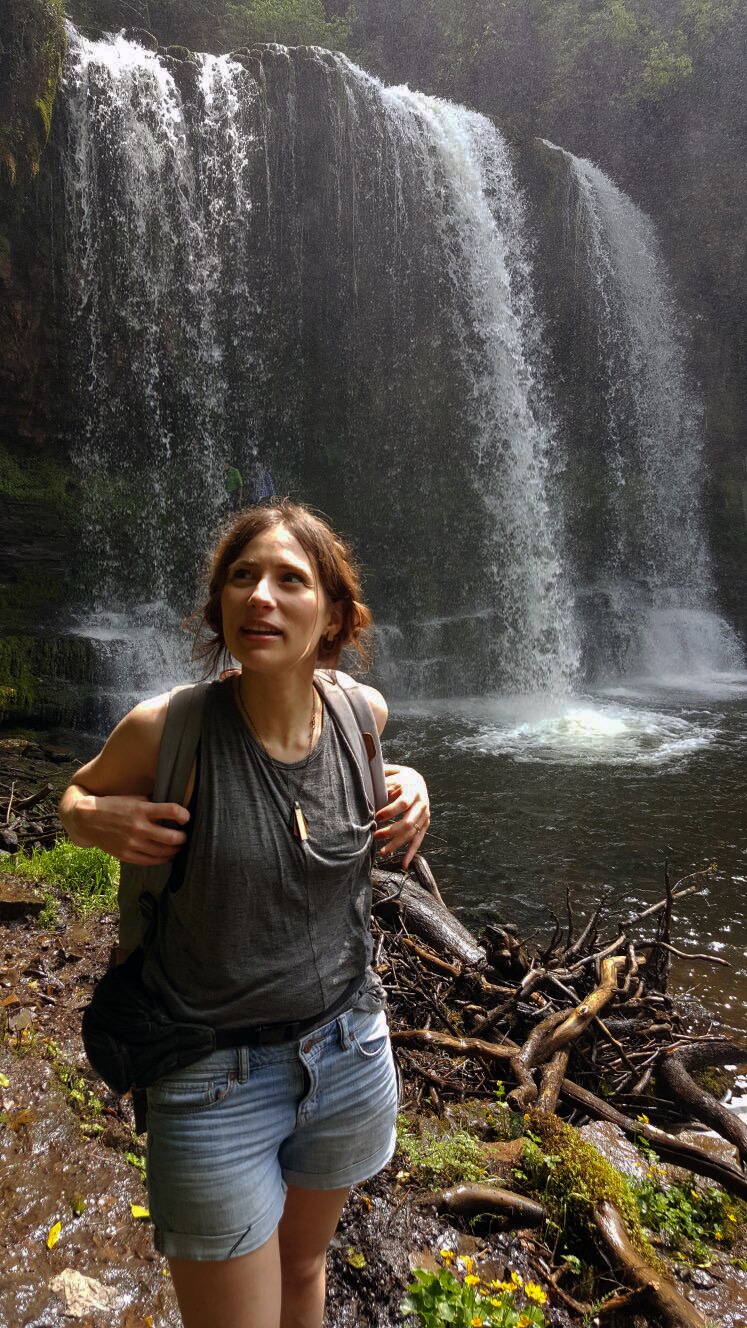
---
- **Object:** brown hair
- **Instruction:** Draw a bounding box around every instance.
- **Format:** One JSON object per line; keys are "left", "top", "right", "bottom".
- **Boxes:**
{"left": 192, "top": 501, "right": 373, "bottom": 675}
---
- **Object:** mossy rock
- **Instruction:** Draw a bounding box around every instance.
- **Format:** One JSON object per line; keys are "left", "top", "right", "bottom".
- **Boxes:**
{"left": 691, "top": 1065, "right": 733, "bottom": 1101}
{"left": 164, "top": 45, "right": 196, "bottom": 64}
{"left": 0, "top": 634, "right": 101, "bottom": 723}
{"left": 0, "top": 0, "right": 67, "bottom": 188}
{"left": 123, "top": 28, "right": 158, "bottom": 52}
{"left": 522, "top": 1109, "right": 655, "bottom": 1261}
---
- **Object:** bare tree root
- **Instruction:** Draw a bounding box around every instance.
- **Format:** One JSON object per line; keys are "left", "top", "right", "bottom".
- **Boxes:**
{"left": 593, "top": 1199, "right": 707, "bottom": 1328}
{"left": 658, "top": 1041, "right": 747, "bottom": 1166}
{"left": 420, "top": 1184, "right": 547, "bottom": 1228}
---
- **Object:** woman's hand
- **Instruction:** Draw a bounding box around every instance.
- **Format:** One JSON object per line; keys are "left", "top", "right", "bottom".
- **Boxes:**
{"left": 60, "top": 786, "right": 190, "bottom": 865}
{"left": 374, "top": 764, "right": 430, "bottom": 869}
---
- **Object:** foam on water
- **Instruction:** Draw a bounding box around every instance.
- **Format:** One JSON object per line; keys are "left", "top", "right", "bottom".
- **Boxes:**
{"left": 396, "top": 692, "right": 718, "bottom": 766}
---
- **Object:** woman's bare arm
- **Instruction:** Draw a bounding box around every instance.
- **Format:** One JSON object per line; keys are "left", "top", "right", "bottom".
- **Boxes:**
{"left": 59, "top": 694, "right": 190, "bottom": 865}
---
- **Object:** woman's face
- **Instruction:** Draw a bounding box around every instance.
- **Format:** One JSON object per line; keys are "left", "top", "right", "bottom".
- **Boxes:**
{"left": 220, "top": 524, "right": 341, "bottom": 675}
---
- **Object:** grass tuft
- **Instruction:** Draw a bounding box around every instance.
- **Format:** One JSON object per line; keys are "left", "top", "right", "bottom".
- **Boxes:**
{"left": 5, "top": 838, "right": 119, "bottom": 917}
{"left": 396, "top": 1114, "right": 488, "bottom": 1185}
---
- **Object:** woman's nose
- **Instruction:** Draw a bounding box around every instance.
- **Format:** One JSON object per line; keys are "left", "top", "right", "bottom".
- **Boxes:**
{"left": 250, "top": 575, "right": 275, "bottom": 605}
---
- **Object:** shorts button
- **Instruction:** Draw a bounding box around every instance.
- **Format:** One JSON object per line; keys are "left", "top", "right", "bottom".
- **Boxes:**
{"left": 302, "top": 1040, "right": 312, "bottom": 1054}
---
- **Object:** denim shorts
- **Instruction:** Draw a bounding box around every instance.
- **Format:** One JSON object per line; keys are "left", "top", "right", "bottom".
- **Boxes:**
{"left": 145, "top": 1005, "right": 397, "bottom": 1261}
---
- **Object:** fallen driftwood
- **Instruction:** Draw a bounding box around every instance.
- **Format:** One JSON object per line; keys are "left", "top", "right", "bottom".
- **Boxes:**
{"left": 658, "top": 1041, "right": 747, "bottom": 1167}
{"left": 373, "top": 868, "right": 486, "bottom": 967}
{"left": 421, "top": 1184, "right": 547, "bottom": 1228}
{"left": 594, "top": 1199, "right": 706, "bottom": 1328}
{"left": 375, "top": 856, "right": 747, "bottom": 1315}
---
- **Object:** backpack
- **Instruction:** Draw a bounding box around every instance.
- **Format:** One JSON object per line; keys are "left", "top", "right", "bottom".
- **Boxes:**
{"left": 117, "top": 670, "right": 388, "bottom": 953}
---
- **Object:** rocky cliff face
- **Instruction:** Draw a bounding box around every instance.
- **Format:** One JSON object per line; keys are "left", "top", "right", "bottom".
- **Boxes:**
{"left": 0, "top": 0, "right": 85, "bottom": 720}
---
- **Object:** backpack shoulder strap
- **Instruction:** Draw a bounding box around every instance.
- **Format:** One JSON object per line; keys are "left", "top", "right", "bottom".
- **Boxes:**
{"left": 153, "top": 681, "right": 212, "bottom": 804}
{"left": 314, "top": 669, "right": 388, "bottom": 813}
{"left": 117, "top": 681, "right": 211, "bottom": 954}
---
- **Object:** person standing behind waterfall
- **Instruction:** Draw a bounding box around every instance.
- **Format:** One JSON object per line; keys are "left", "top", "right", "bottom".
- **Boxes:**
{"left": 59, "top": 502, "right": 430, "bottom": 1328}
{"left": 225, "top": 462, "right": 244, "bottom": 510}
{"left": 249, "top": 457, "right": 276, "bottom": 504}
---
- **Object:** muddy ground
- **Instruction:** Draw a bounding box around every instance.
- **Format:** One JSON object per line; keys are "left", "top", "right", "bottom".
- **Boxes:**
{"left": 1, "top": 738, "right": 745, "bottom": 1328}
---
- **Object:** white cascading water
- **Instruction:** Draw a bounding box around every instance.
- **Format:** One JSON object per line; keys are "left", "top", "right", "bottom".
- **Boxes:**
{"left": 59, "top": 32, "right": 741, "bottom": 726}
{"left": 61, "top": 31, "right": 577, "bottom": 711}
{"left": 551, "top": 143, "right": 745, "bottom": 684}
{"left": 352, "top": 73, "right": 576, "bottom": 693}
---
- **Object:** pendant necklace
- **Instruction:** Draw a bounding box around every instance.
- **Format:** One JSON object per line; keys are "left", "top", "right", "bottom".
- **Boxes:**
{"left": 236, "top": 684, "right": 318, "bottom": 842}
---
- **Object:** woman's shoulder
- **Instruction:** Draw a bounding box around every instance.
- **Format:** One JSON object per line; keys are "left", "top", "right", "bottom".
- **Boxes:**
{"left": 317, "top": 669, "right": 387, "bottom": 736}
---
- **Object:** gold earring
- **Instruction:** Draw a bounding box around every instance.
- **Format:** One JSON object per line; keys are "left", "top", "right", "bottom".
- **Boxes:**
{"left": 324, "top": 631, "right": 336, "bottom": 645}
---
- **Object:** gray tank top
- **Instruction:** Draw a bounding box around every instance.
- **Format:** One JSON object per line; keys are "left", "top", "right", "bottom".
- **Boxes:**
{"left": 142, "top": 680, "right": 382, "bottom": 1028}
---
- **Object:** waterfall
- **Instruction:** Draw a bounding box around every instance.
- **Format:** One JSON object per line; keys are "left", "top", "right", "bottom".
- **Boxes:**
{"left": 60, "top": 30, "right": 575, "bottom": 712}
{"left": 56, "top": 31, "right": 738, "bottom": 723}
{"left": 543, "top": 141, "right": 745, "bottom": 683}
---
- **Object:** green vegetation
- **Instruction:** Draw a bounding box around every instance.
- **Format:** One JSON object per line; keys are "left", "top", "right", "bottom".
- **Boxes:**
{"left": 44, "top": 1038, "right": 105, "bottom": 1126}
{"left": 396, "top": 1113, "right": 488, "bottom": 1186}
{"left": 0, "top": 0, "right": 67, "bottom": 185}
{"left": 0, "top": 440, "right": 75, "bottom": 509}
{"left": 66, "top": 0, "right": 354, "bottom": 51}
{"left": 403, "top": 1256, "right": 547, "bottom": 1328}
{"left": 124, "top": 1147, "right": 147, "bottom": 1183}
{"left": 632, "top": 1158, "right": 744, "bottom": 1263}
{"left": 224, "top": 0, "right": 354, "bottom": 49}
{"left": 515, "top": 1110, "right": 652, "bottom": 1260}
{"left": 5, "top": 840, "right": 119, "bottom": 917}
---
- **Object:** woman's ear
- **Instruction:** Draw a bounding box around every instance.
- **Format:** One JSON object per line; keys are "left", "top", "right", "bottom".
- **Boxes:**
{"left": 324, "top": 601, "right": 344, "bottom": 642}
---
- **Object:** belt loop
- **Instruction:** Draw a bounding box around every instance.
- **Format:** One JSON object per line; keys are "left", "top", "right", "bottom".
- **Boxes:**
{"left": 237, "top": 1047, "right": 249, "bottom": 1082}
{"left": 337, "top": 1009, "right": 352, "bottom": 1050}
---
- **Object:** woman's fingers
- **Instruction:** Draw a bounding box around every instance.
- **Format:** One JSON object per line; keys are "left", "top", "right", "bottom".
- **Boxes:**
{"left": 80, "top": 795, "right": 190, "bottom": 860}
{"left": 375, "top": 800, "right": 430, "bottom": 861}
{"left": 401, "top": 822, "right": 427, "bottom": 871}
{"left": 376, "top": 767, "right": 430, "bottom": 855}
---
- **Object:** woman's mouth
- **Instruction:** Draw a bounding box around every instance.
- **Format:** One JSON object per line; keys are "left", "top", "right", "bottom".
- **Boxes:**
{"left": 240, "top": 624, "right": 282, "bottom": 638}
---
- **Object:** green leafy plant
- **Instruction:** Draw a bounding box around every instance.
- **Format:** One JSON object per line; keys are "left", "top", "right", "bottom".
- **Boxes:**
{"left": 45, "top": 1041, "right": 105, "bottom": 1125}
{"left": 6, "top": 839, "right": 119, "bottom": 916}
{"left": 125, "top": 1149, "right": 147, "bottom": 1184}
{"left": 38, "top": 890, "right": 60, "bottom": 928}
{"left": 396, "top": 1115, "right": 487, "bottom": 1185}
{"left": 402, "top": 1255, "right": 547, "bottom": 1328}
{"left": 632, "top": 1163, "right": 742, "bottom": 1264}
{"left": 514, "top": 1129, "right": 561, "bottom": 1186}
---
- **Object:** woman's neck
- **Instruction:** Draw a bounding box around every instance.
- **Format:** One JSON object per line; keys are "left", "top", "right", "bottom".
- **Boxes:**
{"left": 234, "top": 668, "right": 320, "bottom": 762}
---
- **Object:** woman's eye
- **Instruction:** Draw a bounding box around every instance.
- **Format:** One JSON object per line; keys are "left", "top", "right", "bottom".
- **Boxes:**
{"left": 283, "top": 572, "right": 305, "bottom": 584}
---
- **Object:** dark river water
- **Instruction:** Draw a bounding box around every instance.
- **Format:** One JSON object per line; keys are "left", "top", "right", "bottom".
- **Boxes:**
{"left": 384, "top": 676, "right": 747, "bottom": 1032}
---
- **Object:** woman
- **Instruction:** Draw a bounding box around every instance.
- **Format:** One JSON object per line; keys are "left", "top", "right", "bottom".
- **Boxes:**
{"left": 60, "top": 502, "right": 430, "bottom": 1328}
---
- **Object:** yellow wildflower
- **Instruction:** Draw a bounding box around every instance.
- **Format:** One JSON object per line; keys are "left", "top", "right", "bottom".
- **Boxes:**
{"left": 637, "top": 1113, "right": 649, "bottom": 1125}
{"left": 510, "top": 1270, "right": 524, "bottom": 1287}
{"left": 464, "top": 1274, "right": 480, "bottom": 1286}
{"left": 463, "top": 1256, "right": 475, "bottom": 1274}
{"left": 525, "top": 1281, "right": 547, "bottom": 1304}
{"left": 471, "top": 1319, "right": 483, "bottom": 1327}
{"left": 440, "top": 1248, "right": 455, "bottom": 1261}
{"left": 727, "top": 1213, "right": 737, "bottom": 1223}
{"left": 714, "top": 1229, "right": 723, "bottom": 1241}
{"left": 691, "top": 1190, "right": 699, "bottom": 1200}
{"left": 517, "top": 1317, "right": 532, "bottom": 1328}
